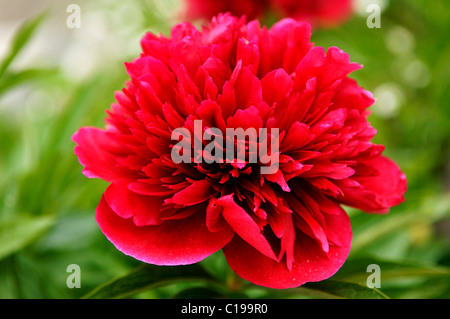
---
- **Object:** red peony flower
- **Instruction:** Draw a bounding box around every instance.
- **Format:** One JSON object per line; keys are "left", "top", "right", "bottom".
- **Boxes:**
{"left": 73, "top": 14, "right": 407, "bottom": 289}
{"left": 185, "top": 0, "right": 270, "bottom": 21}
{"left": 185, "top": 0, "right": 353, "bottom": 28}
{"left": 272, "top": 0, "right": 354, "bottom": 28}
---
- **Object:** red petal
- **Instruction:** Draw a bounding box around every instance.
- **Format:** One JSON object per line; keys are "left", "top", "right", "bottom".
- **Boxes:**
{"left": 308, "top": 177, "right": 343, "bottom": 197}
{"left": 104, "top": 184, "right": 163, "bottom": 226}
{"left": 169, "top": 180, "right": 215, "bottom": 206}
{"left": 338, "top": 155, "right": 407, "bottom": 212}
{"left": 226, "top": 106, "right": 263, "bottom": 130}
{"left": 257, "top": 19, "right": 312, "bottom": 75}
{"left": 321, "top": 47, "right": 362, "bottom": 88}
{"left": 302, "top": 161, "right": 355, "bottom": 180}
{"left": 223, "top": 208, "right": 352, "bottom": 288}
{"left": 281, "top": 121, "right": 311, "bottom": 153}
{"left": 234, "top": 67, "right": 263, "bottom": 110}
{"left": 206, "top": 198, "right": 232, "bottom": 233}
{"left": 261, "top": 68, "right": 293, "bottom": 106}
{"left": 265, "top": 169, "right": 291, "bottom": 192}
{"left": 278, "top": 213, "right": 295, "bottom": 271}
{"left": 237, "top": 38, "right": 260, "bottom": 74}
{"left": 294, "top": 46, "right": 361, "bottom": 91}
{"left": 285, "top": 194, "right": 329, "bottom": 252}
{"left": 196, "top": 100, "right": 226, "bottom": 132}
{"left": 96, "top": 195, "right": 234, "bottom": 265}
{"left": 128, "top": 180, "right": 178, "bottom": 196}
{"left": 72, "top": 127, "right": 136, "bottom": 183}
{"left": 217, "top": 81, "right": 237, "bottom": 119}
{"left": 333, "top": 78, "right": 375, "bottom": 112}
{"left": 215, "top": 195, "right": 277, "bottom": 261}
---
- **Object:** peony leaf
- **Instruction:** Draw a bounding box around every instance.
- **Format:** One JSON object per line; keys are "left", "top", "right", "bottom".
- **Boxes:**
{"left": 301, "top": 280, "right": 389, "bottom": 299}
{"left": 0, "top": 11, "right": 48, "bottom": 79}
{"left": 333, "top": 257, "right": 450, "bottom": 283}
{"left": 350, "top": 213, "right": 418, "bottom": 253}
{"left": 0, "top": 68, "right": 57, "bottom": 95}
{"left": 253, "top": 280, "right": 389, "bottom": 299}
{"left": 0, "top": 215, "right": 55, "bottom": 261}
{"left": 82, "top": 263, "right": 220, "bottom": 299}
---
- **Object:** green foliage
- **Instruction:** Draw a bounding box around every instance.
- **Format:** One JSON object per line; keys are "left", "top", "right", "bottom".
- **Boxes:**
{"left": 0, "top": 11, "right": 48, "bottom": 79}
{"left": 0, "top": 215, "right": 55, "bottom": 261}
{"left": 0, "top": 0, "right": 449, "bottom": 299}
{"left": 296, "top": 281, "right": 389, "bottom": 299}
{"left": 83, "top": 264, "right": 216, "bottom": 299}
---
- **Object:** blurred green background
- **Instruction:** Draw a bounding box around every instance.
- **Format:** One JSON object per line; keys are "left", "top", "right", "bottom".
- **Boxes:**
{"left": 0, "top": 0, "right": 449, "bottom": 299}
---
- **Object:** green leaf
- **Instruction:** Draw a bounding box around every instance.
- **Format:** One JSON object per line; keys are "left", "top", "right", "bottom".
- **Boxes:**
{"left": 301, "top": 280, "right": 389, "bottom": 299}
{"left": 254, "top": 280, "right": 389, "bottom": 299}
{"left": 0, "top": 11, "right": 48, "bottom": 79}
{"left": 83, "top": 263, "right": 220, "bottom": 299}
{"left": 334, "top": 257, "right": 450, "bottom": 283}
{"left": 350, "top": 213, "right": 418, "bottom": 253}
{"left": 0, "top": 215, "right": 55, "bottom": 261}
{"left": 0, "top": 68, "right": 58, "bottom": 95}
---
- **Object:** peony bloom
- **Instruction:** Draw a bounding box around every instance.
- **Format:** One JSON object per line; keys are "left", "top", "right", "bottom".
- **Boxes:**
{"left": 272, "top": 0, "right": 354, "bottom": 28}
{"left": 73, "top": 14, "right": 407, "bottom": 289}
{"left": 185, "top": 0, "right": 270, "bottom": 21}
{"left": 185, "top": 0, "right": 354, "bottom": 28}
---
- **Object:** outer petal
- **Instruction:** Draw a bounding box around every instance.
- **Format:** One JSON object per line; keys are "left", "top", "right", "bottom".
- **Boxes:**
{"left": 96, "top": 196, "right": 234, "bottom": 265}
{"left": 223, "top": 208, "right": 352, "bottom": 289}
{"left": 104, "top": 183, "right": 163, "bottom": 226}
{"left": 338, "top": 155, "right": 407, "bottom": 213}
{"left": 72, "top": 127, "right": 136, "bottom": 183}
